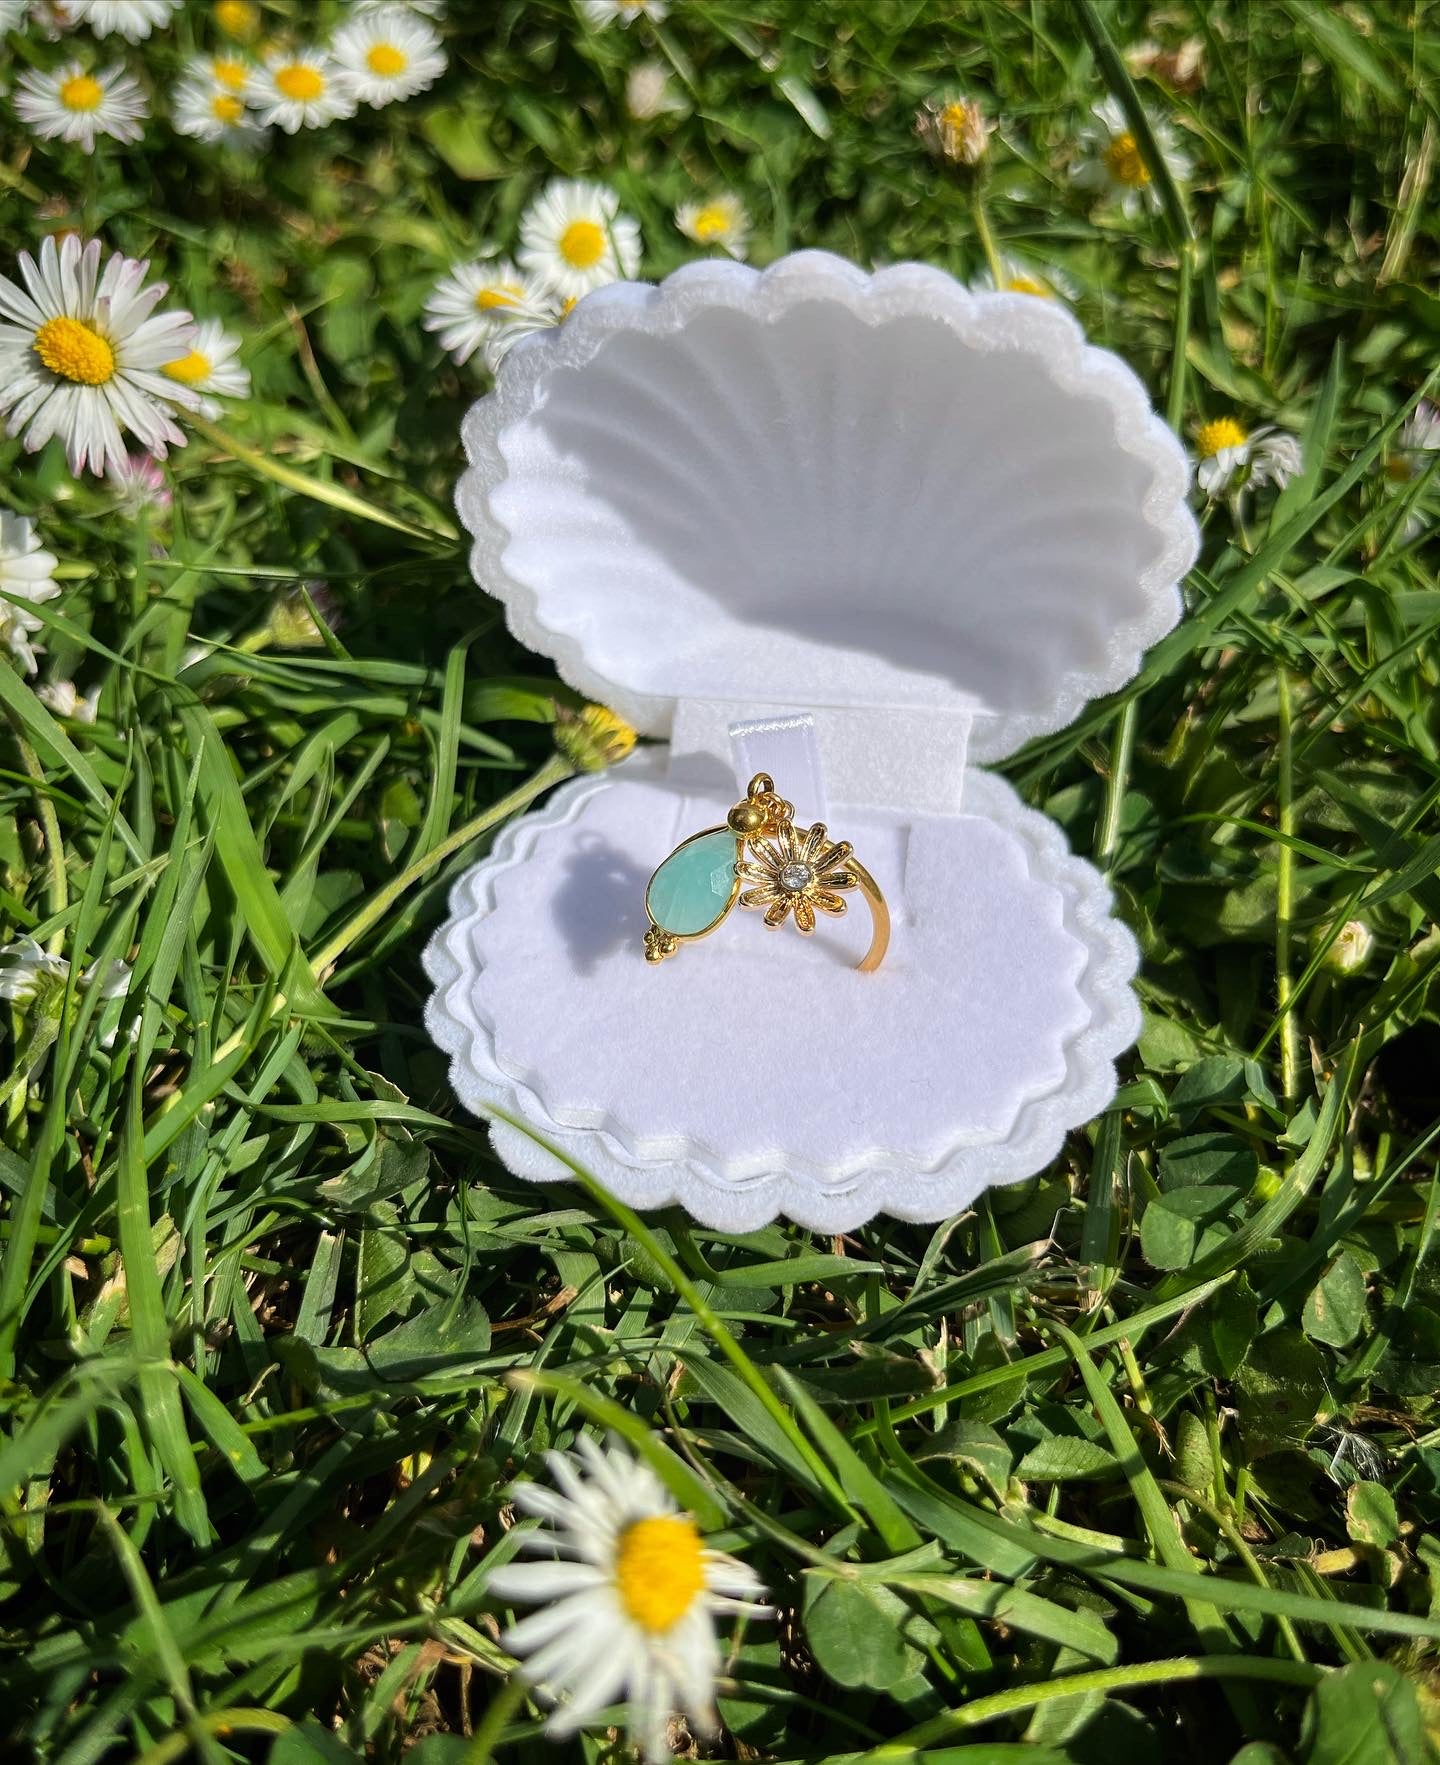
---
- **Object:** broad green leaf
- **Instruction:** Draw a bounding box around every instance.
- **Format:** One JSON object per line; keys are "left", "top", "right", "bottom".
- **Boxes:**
{"left": 1303, "top": 1251, "right": 1369, "bottom": 1348}
{"left": 884, "top": 1572, "right": 1118, "bottom": 1664}
{"left": 357, "top": 1200, "right": 416, "bottom": 1341}
{"left": 1159, "top": 1134, "right": 1261, "bottom": 1192}
{"left": 1015, "top": 1438, "right": 1120, "bottom": 1483}
{"left": 1303, "top": 1661, "right": 1426, "bottom": 1765}
{"left": 269, "top": 1724, "right": 363, "bottom": 1764}
{"left": 1142, "top": 1186, "right": 1242, "bottom": 1271}
{"left": 1235, "top": 1330, "right": 1327, "bottom": 1450}
{"left": 1345, "top": 1482, "right": 1400, "bottom": 1552}
{"left": 913, "top": 1418, "right": 1013, "bottom": 1496}
{"left": 803, "top": 1576, "right": 921, "bottom": 1691}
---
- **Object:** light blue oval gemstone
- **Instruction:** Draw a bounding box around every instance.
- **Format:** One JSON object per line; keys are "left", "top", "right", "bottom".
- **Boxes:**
{"left": 647, "top": 830, "right": 740, "bottom": 937}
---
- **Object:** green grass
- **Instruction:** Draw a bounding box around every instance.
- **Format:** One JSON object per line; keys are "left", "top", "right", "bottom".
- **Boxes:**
{"left": 4, "top": 1, "right": 1440, "bottom": 1760}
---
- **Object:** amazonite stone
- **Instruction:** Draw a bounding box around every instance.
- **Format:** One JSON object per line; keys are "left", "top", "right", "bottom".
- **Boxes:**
{"left": 647, "top": 831, "right": 740, "bottom": 936}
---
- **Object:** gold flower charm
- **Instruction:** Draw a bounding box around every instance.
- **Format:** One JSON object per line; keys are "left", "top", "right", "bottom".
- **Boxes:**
{"left": 738, "top": 822, "right": 857, "bottom": 934}
{"left": 642, "top": 773, "right": 890, "bottom": 972}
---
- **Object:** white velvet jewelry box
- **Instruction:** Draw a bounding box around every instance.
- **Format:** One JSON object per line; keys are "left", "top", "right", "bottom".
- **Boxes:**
{"left": 424, "top": 252, "right": 1198, "bottom": 1232}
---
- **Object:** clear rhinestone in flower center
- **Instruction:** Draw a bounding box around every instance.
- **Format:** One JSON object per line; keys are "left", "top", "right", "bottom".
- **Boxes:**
{"left": 779, "top": 861, "right": 814, "bottom": 893}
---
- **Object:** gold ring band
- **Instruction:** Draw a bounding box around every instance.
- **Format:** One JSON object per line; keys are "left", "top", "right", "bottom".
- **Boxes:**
{"left": 643, "top": 773, "right": 889, "bottom": 973}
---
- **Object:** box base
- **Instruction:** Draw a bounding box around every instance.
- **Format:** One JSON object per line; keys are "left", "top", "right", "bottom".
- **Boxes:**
{"left": 424, "top": 756, "right": 1139, "bottom": 1231}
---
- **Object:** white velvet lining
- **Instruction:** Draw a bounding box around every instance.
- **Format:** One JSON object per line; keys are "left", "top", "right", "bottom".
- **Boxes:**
{"left": 455, "top": 252, "right": 1200, "bottom": 764}
{"left": 423, "top": 758, "right": 1140, "bottom": 1231}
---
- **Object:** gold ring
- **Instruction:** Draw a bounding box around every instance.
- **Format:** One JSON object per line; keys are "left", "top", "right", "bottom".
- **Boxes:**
{"left": 643, "top": 773, "right": 889, "bottom": 972}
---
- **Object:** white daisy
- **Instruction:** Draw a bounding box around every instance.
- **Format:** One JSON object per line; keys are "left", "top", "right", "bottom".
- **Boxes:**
{"left": 333, "top": 5, "right": 446, "bottom": 106}
{"left": 37, "top": 677, "right": 101, "bottom": 722}
{"left": 346, "top": 0, "right": 445, "bottom": 14}
{"left": 1072, "top": 95, "right": 1192, "bottom": 217}
{"left": 675, "top": 193, "right": 751, "bottom": 260}
{"left": 182, "top": 51, "right": 255, "bottom": 94}
{"left": 1386, "top": 399, "right": 1440, "bottom": 484}
{"left": 157, "top": 317, "right": 249, "bottom": 421}
{"left": 14, "top": 61, "right": 148, "bottom": 154}
{"left": 0, "top": 934, "right": 130, "bottom": 1027}
{"left": 171, "top": 78, "right": 267, "bottom": 146}
{"left": 971, "top": 252, "right": 1076, "bottom": 301}
{"left": 482, "top": 294, "right": 575, "bottom": 375}
{"left": 0, "top": 935, "right": 69, "bottom": 1003}
{"left": 66, "top": 0, "right": 181, "bottom": 39}
{"left": 0, "top": 234, "right": 199, "bottom": 477}
{"left": 488, "top": 1437, "right": 768, "bottom": 1763}
{"left": 246, "top": 50, "right": 358, "bottom": 133}
{"left": 625, "top": 59, "right": 685, "bottom": 121}
{"left": 579, "top": 0, "right": 668, "bottom": 25}
{"left": 518, "top": 180, "right": 641, "bottom": 301}
{"left": 27, "top": 0, "right": 80, "bottom": 38}
{"left": 1399, "top": 400, "right": 1440, "bottom": 454}
{"left": 423, "top": 258, "right": 551, "bottom": 366}
{"left": 0, "top": 510, "right": 61, "bottom": 676}
{"left": 107, "top": 451, "right": 171, "bottom": 514}
{"left": 1193, "top": 417, "right": 1302, "bottom": 498}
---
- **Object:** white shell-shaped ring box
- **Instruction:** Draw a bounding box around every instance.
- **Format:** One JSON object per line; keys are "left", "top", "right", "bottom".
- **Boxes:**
{"left": 424, "top": 252, "right": 1199, "bottom": 1232}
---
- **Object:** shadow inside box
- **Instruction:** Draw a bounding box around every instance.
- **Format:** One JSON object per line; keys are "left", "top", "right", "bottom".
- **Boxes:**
{"left": 551, "top": 832, "right": 652, "bottom": 975}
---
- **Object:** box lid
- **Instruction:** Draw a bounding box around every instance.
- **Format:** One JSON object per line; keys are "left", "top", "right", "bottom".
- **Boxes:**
{"left": 456, "top": 251, "right": 1198, "bottom": 765}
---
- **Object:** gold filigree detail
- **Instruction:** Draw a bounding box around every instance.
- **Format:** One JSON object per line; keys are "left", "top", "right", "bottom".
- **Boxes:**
{"left": 643, "top": 926, "right": 680, "bottom": 964}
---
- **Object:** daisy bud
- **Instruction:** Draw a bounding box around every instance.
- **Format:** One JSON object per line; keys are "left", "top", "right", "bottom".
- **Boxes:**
{"left": 214, "top": 0, "right": 260, "bottom": 40}
{"left": 554, "top": 703, "right": 638, "bottom": 772}
{"left": 1127, "top": 37, "right": 1206, "bottom": 93}
{"left": 37, "top": 679, "right": 102, "bottom": 724}
{"left": 580, "top": 0, "right": 669, "bottom": 26}
{"left": 265, "top": 583, "right": 337, "bottom": 649}
{"left": 916, "top": 95, "right": 993, "bottom": 167}
{"left": 1321, "top": 920, "right": 1374, "bottom": 976}
{"left": 626, "top": 59, "right": 685, "bottom": 121}
{"left": 0, "top": 510, "right": 60, "bottom": 677}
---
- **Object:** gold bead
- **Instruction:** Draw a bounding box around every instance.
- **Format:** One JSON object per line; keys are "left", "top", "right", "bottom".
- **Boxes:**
{"left": 728, "top": 801, "right": 766, "bottom": 834}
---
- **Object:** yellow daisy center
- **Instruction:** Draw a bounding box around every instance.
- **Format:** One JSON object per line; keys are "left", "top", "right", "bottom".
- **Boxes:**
{"left": 1196, "top": 417, "right": 1248, "bottom": 458}
{"left": 475, "top": 283, "right": 523, "bottom": 311}
{"left": 212, "top": 57, "right": 249, "bottom": 91}
{"left": 215, "top": 0, "right": 259, "bottom": 39}
{"left": 366, "top": 42, "right": 409, "bottom": 77}
{"left": 59, "top": 74, "right": 105, "bottom": 113}
{"left": 1384, "top": 453, "right": 1413, "bottom": 483}
{"left": 1005, "top": 274, "right": 1051, "bottom": 297}
{"left": 163, "top": 350, "right": 213, "bottom": 386}
{"left": 275, "top": 63, "right": 325, "bottom": 102}
{"left": 34, "top": 315, "right": 115, "bottom": 385}
{"left": 940, "top": 100, "right": 975, "bottom": 132}
{"left": 559, "top": 220, "right": 607, "bottom": 270}
{"left": 211, "top": 93, "right": 245, "bottom": 123}
{"left": 1103, "top": 130, "right": 1151, "bottom": 187}
{"left": 691, "top": 204, "right": 732, "bottom": 241}
{"left": 614, "top": 1515, "right": 705, "bottom": 1635}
